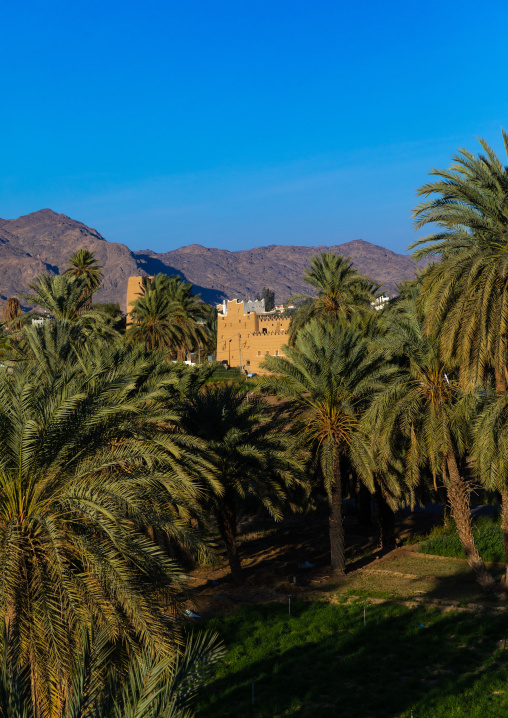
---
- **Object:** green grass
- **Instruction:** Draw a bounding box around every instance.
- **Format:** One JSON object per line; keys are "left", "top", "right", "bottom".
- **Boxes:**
{"left": 206, "top": 365, "right": 245, "bottom": 383}
{"left": 197, "top": 599, "right": 508, "bottom": 717}
{"left": 419, "top": 516, "right": 504, "bottom": 562}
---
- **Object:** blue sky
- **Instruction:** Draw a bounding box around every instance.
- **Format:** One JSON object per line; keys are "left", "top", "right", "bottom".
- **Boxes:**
{"left": 2, "top": 0, "right": 508, "bottom": 254}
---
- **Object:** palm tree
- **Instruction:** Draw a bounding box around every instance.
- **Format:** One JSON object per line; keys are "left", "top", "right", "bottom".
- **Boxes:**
{"left": 0, "top": 334, "right": 212, "bottom": 714}
{"left": 1, "top": 297, "right": 21, "bottom": 325}
{"left": 260, "top": 319, "right": 393, "bottom": 574}
{"left": 201, "top": 305, "right": 218, "bottom": 361}
{"left": 368, "top": 291, "right": 497, "bottom": 591}
{"left": 23, "top": 273, "right": 93, "bottom": 320}
{"left": 64, "top": 249, "right": 104, "bottom": 310}
{"left": 1, "top": 298, "right": 23, "bottom": 359}
{"left": 410, "top": 130, "right": 508, "bottom": 391}
{"left": 91, "top": 302, "right": 126, "bottom": 333}
{"left": 164, "top": 276, "right": 210, "bottom": 361}
{"left": 410, "top": 131, "right": 508, "bottom": 575}
{"left": 288, "top": 253, "right": 378, "bottom": 345}
{"left": 179, "top": 382, "right": 303, "bottom": 580}
{"left": 0, "top": 624, "right": 225, "bottom": 718}
{"left": 20, "top": 274, "right": 118, "bottom": 346}
{"left": 472, "top": 390, "right": 508, "bottom": 585}
{"left": 353, "top": 309, "right": 410, "bottom": 548}
{"left": 128, "top": 275, "right": 184, "bottom": 351}
{"left": 128, "top": 274, "right": 209, "bottom": 358}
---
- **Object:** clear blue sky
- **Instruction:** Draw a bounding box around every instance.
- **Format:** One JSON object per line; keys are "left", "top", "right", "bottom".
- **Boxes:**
{"left": 2, "top": 0, "right": 508, "bottom": 254}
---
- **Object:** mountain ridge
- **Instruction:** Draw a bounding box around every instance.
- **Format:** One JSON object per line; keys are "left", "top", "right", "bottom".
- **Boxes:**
{"left": 0, "top": 209, "right": 430, "bottom": 311}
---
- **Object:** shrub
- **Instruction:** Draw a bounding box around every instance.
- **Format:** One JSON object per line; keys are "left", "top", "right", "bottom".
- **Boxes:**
{"left": 419, "top": 516, "right": 503, "bottom": 562}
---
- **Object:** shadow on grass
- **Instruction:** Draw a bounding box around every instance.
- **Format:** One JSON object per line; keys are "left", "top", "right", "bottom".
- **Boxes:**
{"left": 420, "top": 564, "right": 506, "bottom": 604}
{"left": 197, "top": 585, "right": 508, "bottom": 718}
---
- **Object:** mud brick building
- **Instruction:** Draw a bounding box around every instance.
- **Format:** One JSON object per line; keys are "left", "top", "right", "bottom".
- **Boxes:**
{"left": 126, "top": 276, "right": 150, "bottom": 325}
{"left": 216, "top": 299, "right": 291, "bottom": 374}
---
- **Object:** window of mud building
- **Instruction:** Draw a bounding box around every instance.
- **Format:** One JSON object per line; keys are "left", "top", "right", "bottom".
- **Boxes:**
{"left": 262, "top": 327, "right": 267, "bottom": 334}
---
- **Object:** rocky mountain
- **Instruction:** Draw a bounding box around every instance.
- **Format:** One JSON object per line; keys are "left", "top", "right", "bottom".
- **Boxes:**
{"left": 135, "top": 240, "right": 431, "bottom": 305}
{"left": 0, "top": 210, "right": 430, "bottom": 312}
{"left": 0, "top": 210, "right": 140, "bottom": 310}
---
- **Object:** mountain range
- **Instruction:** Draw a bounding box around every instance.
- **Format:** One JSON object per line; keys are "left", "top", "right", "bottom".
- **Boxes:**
{"left": 0, "top": 209, "right": 430, "bottom": 312}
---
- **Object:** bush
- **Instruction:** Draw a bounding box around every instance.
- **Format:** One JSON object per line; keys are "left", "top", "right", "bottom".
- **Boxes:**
{"left": 419, "top": 516, "right": 503, "bottom": 562}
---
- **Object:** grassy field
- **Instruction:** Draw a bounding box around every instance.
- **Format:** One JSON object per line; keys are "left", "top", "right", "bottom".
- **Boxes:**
{"left": 191, "top": 509, "right": 508, "bottom": 716}
{"left": 197, "top": 598, "right": 508, "bottom": 717}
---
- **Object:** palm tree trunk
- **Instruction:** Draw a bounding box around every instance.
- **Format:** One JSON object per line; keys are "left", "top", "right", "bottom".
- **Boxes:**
{"left": 495, "top": 368, "right": 506, "bottom": 394}
{"left": 494, "top": 368, "right": 508, "bottom": 582}
{"left": 375, "top": 484, "right": 396, "bottom": 549}
{"left": 355, "top": 480, "right": 373, "bottom": 528}
{"left": 216, "top": 489, "right": 243, "bottom": 581}
{"left": 446, "top": 449, "right": 497, "bottom": 591}
{"left": 500, "top": 488, "right": 508, "bottom": 586}
{"left": 329, "top": 448, "right": 346, "bottom": 574}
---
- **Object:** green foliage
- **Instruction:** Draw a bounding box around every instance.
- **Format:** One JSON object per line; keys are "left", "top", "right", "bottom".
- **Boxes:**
{"left": 128, "top": 274, "right": 210, "bottom": 356}
{"left": 0, "top": 326, "right": 215, "bottom": 714}
{"left": 23, "top": 273, "right": 93, "bottom": 319}
{"left": 255, "top": 287, "right": 275, "bottom": 312}
{"left": 368, "top": 289, "right": 454, "bottom": 490}
{"left": 420, "top": 516, "right": 504, "bottom": 562}
{"left": 288, "top": 252, "right": 378, "bottom": 344}
{"left": 473, "top": 390, "right": 508, "bottom": 491}
{"left": 91, "top": 302, "right": 126, "bottom": 332}
{"left": 260, "top": 318, "right": 395, "bottom": 571}
{"left": 0, "top": 626, "right": 225, "bottom": 718}
{"left": 181, "top": 383, "right": 302, "bottom": 519}
{"left": 202, "top": 305, "right": 218, "bottom": 357}
{"left": 64, "top": 248, "right": 103, "bottom": 294}
{"left": 63, "top": 248, "right": 104, "bottom": 312}
{"left": 411, "top": 130, "right": 508, "bottom": 385}
{"left": 261, "top": 318, "right": 392, "bottom": 494}
{"left": 179, "top": 382, "right": 304, "bottom": 577}
{"left": 205, "top": 364, "right": 244, "bottom": 383}
{"left": 17, "top": 274, "right": 120, "bottom": 346}
{"left": 198, "top": 600, "right": 508, "bottom": 718}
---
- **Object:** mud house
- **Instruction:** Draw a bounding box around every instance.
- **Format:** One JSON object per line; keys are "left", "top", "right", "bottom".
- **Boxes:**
{"left": 216, "top": 299, "right": 291, "bottom": 374}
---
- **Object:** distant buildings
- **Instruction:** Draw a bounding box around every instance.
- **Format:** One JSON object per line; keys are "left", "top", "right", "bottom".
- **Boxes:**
{"left": 217, "top": 298, "right": 266, "bottom": 314}
{"left": 372, "top": 295, "right": 390, "bottom": 310}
